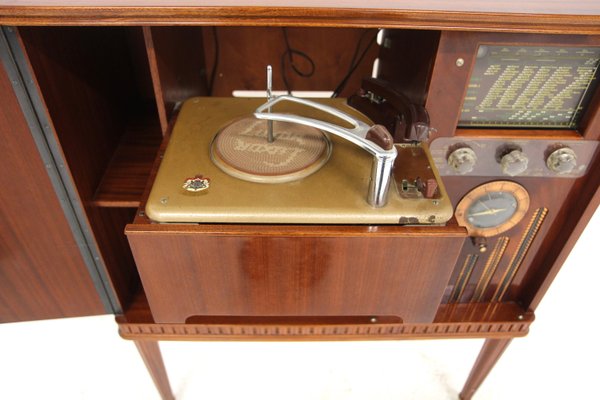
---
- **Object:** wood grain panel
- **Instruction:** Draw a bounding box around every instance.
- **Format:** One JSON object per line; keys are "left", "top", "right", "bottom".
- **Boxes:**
{"left": 93, "top": 117, "right": 162, "bottom": 207}
{"left": 18, "top": 26, "right": 159, "bottom": 309}
{"left": 0, "top": 57, "right": 104, "bottom": 322}
{"left": 426, "top": 31, "right": 475, "bottom": 138}
{"left": 203, "top": 27, "right": 379, "bottom": 98}
{"left": 19, "top": 26, "right": 137, "bottom": 200}
{"left": 86, "top": 207, "right": 140, "bottom": 309}
{"left": 127, "top": 227, "right": 465, "bottom": 323}
{"left": 144, "top": 26, "right": 208, "bottom": 134}
{"left": 0, "top": 5, "right": 599, "bottom": 35}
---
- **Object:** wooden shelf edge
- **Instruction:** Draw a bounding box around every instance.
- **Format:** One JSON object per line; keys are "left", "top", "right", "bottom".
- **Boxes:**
{"left": 93, "top": 199, "right": 142, "bottom": 208}
{"left": 93, "top": 117, "right": 162, "bottom": 208}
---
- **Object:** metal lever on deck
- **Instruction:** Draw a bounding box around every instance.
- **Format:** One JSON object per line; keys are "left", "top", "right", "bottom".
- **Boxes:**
{"left": 266, "top": 65, "right": 274, "bottom": 143}
{"left": 254, "top": 95, "right": 397, "bottom": 207}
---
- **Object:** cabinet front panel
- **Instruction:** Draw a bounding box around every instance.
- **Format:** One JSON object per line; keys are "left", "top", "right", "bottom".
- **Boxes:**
{"left": 0, "top": 57, "right": 105, "bottom": 323}
{"left": 128, "top": 231, "right": 464, "bottom": 323}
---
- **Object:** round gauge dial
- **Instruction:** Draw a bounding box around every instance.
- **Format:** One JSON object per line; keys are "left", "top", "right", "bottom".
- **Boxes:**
{"left": 455, "top": 181, "right": 530, "bottom": 237}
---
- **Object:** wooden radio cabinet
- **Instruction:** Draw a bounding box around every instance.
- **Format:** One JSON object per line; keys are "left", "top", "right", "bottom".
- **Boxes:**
{"left": 0, "top": 2, "right": 599, "bottom": 399}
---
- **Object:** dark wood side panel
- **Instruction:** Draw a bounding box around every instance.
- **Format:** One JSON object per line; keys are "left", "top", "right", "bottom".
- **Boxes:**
{"left": 127, "top": 227, "right": 465, "bottom": 324}
{"left": 18, "top": 26, "right": 147, "bottom": 199}
{"left": 376, "top": 29, "right": 440, "bottom": 105}
{"left": 203, "top": 27, "right": 379, "bottom": 98}
{"left": 0, "top": 58, "right": 104, "bottom": 322}
{"left": 85, "top": 206, "right": 139, "bottom": 306}
{"left": 144, "top": 26, "right": 208, "bottom": 133}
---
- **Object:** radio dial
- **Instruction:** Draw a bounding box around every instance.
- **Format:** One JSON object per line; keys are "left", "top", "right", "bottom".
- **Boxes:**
{"left": 447, "top": 147, "right": 477, "bottom": 175}
{"left": 546, "top": 147, "right": 577, "bottom": 174}
{"left": 500, "top": 149, "right": 528, "bottom": 176}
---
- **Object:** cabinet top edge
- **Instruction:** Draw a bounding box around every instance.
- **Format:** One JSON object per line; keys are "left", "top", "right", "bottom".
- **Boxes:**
{"left": 124, "top": 223, "right": 468, "bottom": 238}
{"left": 0, "top": 5, "right": 599, "bottom": 35}
{"left": 0, "top": 0, "right": 599, "bottom": 15}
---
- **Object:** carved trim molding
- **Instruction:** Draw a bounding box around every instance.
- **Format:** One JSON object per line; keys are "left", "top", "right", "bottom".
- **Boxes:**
{"left": 119, "top": 318, "right": 532, "bottom": 341}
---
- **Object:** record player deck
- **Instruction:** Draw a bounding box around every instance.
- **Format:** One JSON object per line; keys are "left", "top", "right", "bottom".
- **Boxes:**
{"left": 145, "top": 96, "right": 452, "bottom": 224}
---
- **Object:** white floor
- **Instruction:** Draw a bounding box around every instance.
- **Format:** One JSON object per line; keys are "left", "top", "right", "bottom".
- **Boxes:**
{"left": 1, "top": 208, "right": 598, "bottom": 400}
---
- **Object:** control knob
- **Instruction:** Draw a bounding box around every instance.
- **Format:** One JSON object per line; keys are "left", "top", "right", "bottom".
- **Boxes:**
{"left": 447, "top": 147, "right": 477, "bottom": 175}
{"left": 546, "top": 146, "right": 577, "bottom": 174}
{"left": 500, "top": 149, "right": 528, "bottom": 176}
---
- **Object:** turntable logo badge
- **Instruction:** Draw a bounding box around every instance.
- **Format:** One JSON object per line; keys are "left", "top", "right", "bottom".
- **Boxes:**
{"left": 183, "top": 175, "right": 211, "bottom": 192}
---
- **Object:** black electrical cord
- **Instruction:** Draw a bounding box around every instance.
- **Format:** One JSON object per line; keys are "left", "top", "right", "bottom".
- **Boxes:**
{"left": 280, "top": 27, "right": 315, "bottom": 94}
{"left": 207, "top": 27, "right": 220, "bottom": 96}
{"left": 347, "top": 29, "right": 373, "bottom": 76}
{"left": 331, "top": 30, "right": 378, "bottom": 98}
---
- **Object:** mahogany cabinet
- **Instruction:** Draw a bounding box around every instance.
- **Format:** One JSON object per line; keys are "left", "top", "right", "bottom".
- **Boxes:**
{"left": 127, "top": 226, "right": 465, "bottom": 324}
{"left": 0, "top": 2, "right": 599, "bottom": 400}
{"left": 0, "top": 47, "right": 107, "bottom": 323}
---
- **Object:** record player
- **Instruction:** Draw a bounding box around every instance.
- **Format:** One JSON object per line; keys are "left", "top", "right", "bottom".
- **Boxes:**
{"left": 145, "top": 70, "right": 452, "bottom": 225}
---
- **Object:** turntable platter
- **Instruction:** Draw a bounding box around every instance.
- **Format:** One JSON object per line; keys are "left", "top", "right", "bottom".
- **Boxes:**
{"left": 211, "top": 117, "right": 331, "bottom": 183}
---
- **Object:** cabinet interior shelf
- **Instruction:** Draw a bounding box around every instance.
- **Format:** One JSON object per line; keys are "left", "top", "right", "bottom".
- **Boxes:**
{"left": 93, "top": 117, "right": 162, "bottom": 208}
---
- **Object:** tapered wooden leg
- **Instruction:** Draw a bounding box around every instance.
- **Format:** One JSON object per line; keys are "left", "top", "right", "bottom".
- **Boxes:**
{"left": 134, "top": 340, "right": 175, "bottom": 400}
{"left": 459, "top": 338, "right": 512, "bottom": 400}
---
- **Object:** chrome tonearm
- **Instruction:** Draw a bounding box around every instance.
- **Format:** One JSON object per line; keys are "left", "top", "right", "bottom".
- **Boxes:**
{"left": 254, "top": 94, "right": 397, "bottom": 208}
{"left": 266, "top": 65, "right": 274, "bottom": 143}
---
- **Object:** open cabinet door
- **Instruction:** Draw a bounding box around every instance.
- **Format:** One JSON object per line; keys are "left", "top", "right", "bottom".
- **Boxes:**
{"left": 0, "top": 30, "right": 111, "bottom": 323}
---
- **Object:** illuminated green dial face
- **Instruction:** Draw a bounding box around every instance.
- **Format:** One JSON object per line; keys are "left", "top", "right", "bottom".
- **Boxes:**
{"left": 466, "top": 192, "right": 518, "bottom": 228}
